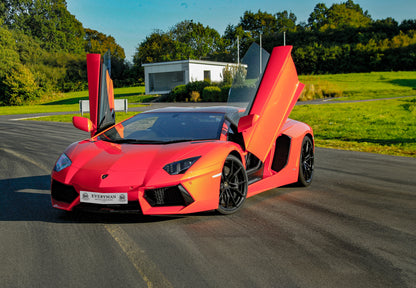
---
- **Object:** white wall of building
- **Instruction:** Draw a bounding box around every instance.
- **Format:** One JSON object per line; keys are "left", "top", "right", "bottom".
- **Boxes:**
{"left": 143, "top": 60, "right": 239, "bottom": 95}
{"left": 188, "top": 62, "right": 226, "bottom": 83}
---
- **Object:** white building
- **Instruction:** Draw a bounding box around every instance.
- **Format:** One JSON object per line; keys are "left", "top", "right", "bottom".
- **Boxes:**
{"left": 143, "top": 59, "right": 239, "bottom": 95}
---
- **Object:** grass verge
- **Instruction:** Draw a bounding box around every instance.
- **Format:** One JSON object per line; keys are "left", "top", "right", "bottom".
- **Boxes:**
{"left": 32, "top": 112, "right": 137, "bottom": 123}
{"left": 299, "top": 71, "right": 416, "bottom": 101}
{"left": 290, "top": 97, "right": 416, "bottom": 157}
{"left": 0, "top": 86, "right": 154, "bottom": 115}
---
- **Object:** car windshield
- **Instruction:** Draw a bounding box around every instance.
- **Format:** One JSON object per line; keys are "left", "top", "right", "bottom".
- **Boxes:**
{"left": 227, "top": 43, "right": 270, "bottom": 116}
{"left": 97, "top": 112, "right": 225, "bottom": 144}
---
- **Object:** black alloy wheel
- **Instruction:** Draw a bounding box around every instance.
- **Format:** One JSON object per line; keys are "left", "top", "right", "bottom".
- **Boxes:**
{"left": 217, "top": 155, "right": 248, "bottom": 215}
{"left": 297, "top": 136, "right": 314, "bottom": 187}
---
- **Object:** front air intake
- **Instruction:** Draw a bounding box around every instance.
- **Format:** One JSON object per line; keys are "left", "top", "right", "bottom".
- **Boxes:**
{"left": 51, "top": 180, "right": 79, "bottom": 203}
{"left": 144, "top": 185, "right": 194, "bottom": 207}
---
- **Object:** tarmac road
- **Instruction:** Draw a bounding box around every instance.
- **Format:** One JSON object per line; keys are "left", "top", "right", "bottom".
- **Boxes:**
{"left": 0, "top": 115, "right": 415, "bottom": 288}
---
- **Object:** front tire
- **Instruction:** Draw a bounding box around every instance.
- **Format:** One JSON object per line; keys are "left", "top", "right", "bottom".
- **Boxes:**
{"left": 217, "top": 155, "right": 248, "bottom": 215}
{"left": 297, "top": 136, "right": 314, "bottom": 187}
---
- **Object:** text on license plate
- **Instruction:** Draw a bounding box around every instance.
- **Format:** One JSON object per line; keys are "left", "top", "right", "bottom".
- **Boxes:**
{"left": 80, "top": 191, "right": 128, "bottom": 204}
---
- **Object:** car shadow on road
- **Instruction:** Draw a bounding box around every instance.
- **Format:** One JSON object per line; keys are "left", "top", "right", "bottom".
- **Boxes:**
{"left": 0, "top": 174, "right": 301, "bottom": 224}
{"left": 0, "top": 175, "right": 180, "bottom": 224}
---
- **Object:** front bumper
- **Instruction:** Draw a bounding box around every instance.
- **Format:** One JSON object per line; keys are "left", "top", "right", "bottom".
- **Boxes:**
{"left": 51, "top": 169, "right": 222, "bottom": 215}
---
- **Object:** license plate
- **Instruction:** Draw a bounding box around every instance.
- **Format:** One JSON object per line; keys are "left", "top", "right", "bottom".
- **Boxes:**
{"left": 80, "top": 191, "right": 128, "bottom": 204}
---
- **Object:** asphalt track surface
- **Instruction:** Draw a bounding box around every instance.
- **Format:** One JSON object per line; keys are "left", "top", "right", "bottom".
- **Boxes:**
{"left": 0, "top": 114, "right": 415, "bottom": 288}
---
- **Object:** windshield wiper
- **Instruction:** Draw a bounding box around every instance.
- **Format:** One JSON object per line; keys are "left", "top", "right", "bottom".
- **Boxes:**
{"left": 102, "top": 138, "right": 164, "bottom": 144}
{"left": 163, "top": 138, "right": 214, "bottom": 144}
{"left": 101, "top": 138, "right": 214, "bottom": 144}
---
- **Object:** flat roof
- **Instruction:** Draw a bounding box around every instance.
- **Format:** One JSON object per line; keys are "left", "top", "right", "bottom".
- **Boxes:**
{"left": 142, "top": 59, "right": 242, "bottom": 67}
{"left": 142, "top": 106, "right": 242, "bottom": 115}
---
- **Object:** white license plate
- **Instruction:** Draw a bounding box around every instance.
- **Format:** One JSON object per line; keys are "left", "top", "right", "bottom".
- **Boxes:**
{"left": 80, "top": 191, "right": 128, "bottom": 204}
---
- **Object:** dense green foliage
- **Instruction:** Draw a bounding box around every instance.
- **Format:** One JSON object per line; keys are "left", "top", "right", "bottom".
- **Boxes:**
{"left": 0, "top": 0, "right": 128, "bottom": 106}
{"left": 1, "top": 0, "right": 85, "bottom": 53}
{"left": 166, "top": 81, "right": 211, "bottom": 102}
{"left": 202, "top": 86, "right": 222, "bottom": 102}
{"left": 133, "top": 20, "right": 230, "bottom": 67}
{"left": 166, "top": 81, "right": 232, "bottom": 102}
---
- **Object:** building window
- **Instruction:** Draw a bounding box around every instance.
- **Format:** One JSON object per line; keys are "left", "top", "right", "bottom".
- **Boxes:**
{"left": 148, "top": 71, "right": 185, "bottom": 93}
{"left": 204, "top": 70, "right": 211, "bottom": 82}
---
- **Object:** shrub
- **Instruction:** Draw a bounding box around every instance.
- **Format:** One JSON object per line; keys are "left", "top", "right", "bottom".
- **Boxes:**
{"left": 190, "top": 91, "right": 201, "bottom": 102}
{"left": 299, "top": 81, "right": 343, "bottom": 101}
{"left": 186, "top": 81, "right": 210, "bottom": 95}
{"left": 1, "top": 64, "right": 40, "bottom": 105}
{"left": 222, "top": 65, "right": 235, "bottom": 85}
{"left": 299, "top": 83, "right": 320, "bottom": 101}
{"left": 169, "top": 84, "right": 187, "bottom": 101}
{"left": 169, "top": 81, "right": 211, "bottom": 102}
{"left": 202, "top": 86, "right": 222, "bottom": 102}
{"left": 220, "top": 85, "right": 231, "bottom": 101}
{"left": 168, "top": 81, "right": 230, "bottom": 102}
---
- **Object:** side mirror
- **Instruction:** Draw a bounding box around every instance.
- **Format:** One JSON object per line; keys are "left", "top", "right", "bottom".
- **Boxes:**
{"left": 237, "top": 114, "right": 259, "bottom": 133}
{"left": 72, "top": 116, "right": 94, "bottom": 133}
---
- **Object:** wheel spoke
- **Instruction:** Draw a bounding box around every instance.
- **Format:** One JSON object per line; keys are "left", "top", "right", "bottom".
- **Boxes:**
{"left": 231, "top": 167, "right": 242, "bottom": 179}
{"left": 228, "top": 190, "right": 237, "bottom": 206}
{"left": 230, "top": 187, "right": 244, "bottom": 196}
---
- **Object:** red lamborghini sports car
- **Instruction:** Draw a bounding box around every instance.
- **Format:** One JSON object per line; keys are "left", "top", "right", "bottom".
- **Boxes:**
{"left": 51, "top": 44, "right": 314, "bottom": 215}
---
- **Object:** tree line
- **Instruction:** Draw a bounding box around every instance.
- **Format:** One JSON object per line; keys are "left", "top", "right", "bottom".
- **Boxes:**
{"left": 0, "top": 0, "right": 415, "bottom": 105}
{"left": 135, "top": 0, "right": 416, "bottom": 75}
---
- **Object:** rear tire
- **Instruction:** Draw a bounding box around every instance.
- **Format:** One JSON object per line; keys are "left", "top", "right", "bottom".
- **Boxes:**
{"left": 297, "top": 136, "right": 314, "bottom": 187}
{"left": 217, "top": 155, "right": 248, "bottom": 215}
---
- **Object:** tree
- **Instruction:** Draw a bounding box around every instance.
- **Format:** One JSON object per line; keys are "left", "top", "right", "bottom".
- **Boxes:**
{"left": 326, "top": 0, "right": 372, "bottom": 29}
{"left": 3, "top": 0, "right": 85, "bottom": 53}
{"left": 275, "top": 10, "right": 297, "bottom": 32}
{"left": 84, "top": 28, "right": 125, "bottom": 60}
{"left": 240, "top": 10, "right": 277, "bottom": 35}
{"left": 135, "top": 20, "right": 226, "bottom": 64}
{"left": 0, "top": 25, "right": 39, "bottom": 105}
{"left": 222, "top": 24, "right": 253, "bottom": 62}
{"left": 371, "top": 18, "right": 399, "bottom": 40}
{"left": 308, "top": 3, "right": 328, "bottom": 30}
{"left": 400, "top": 19, "right": 416, "bottom": 32}
{"left": 170, "top": 20, "right": 222, "bottom": 60}
{"left": 134, "top": 30, "right": 177, "bottom": 65}
{"left": 2, "top": 63, "right": 39, "bottom": 105}
{"left": 308, "top": 1, "right": 372, "bottom": 31}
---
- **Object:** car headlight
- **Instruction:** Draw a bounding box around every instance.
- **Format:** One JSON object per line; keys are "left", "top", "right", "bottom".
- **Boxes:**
{"left": 163, "top": 156, "right": 201, "bottom": 175}
{"left": 54, "top": 153, "right": 72, "bottom": 172}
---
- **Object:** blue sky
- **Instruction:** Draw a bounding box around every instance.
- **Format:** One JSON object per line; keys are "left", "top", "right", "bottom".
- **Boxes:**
{"left": 66, "top": 0, "right": 416, "bottom": 62}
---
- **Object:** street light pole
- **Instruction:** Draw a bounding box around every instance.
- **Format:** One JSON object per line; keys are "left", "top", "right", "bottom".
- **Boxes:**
{"left": 259, "top": 31, "right": 262, "bottom": 75}
{"left": 237, "top": 35, "right": 240, "bottom": 64}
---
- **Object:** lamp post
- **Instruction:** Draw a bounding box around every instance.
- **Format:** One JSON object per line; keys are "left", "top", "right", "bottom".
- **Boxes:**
{"left": 259, "top": 31, "right": 262, "bottom": 75}
{"left": 237, "top": 35, "right": 240, "bottom": 64}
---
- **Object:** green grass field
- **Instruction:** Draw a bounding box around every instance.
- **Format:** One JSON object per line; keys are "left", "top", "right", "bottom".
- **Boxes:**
{"left": 290, "top": 97, "right": 416, "bottom": 157}
{"left": 300, "top": 71, "right": 416, "bottom": 101}
{"left": 35, "top": 112, "right": 137, "bottom": 123}
{"left": 0, "top": 86, "right": 155, "bottom": 115}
